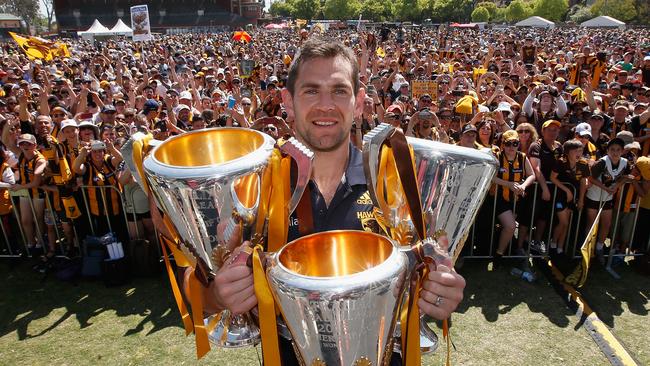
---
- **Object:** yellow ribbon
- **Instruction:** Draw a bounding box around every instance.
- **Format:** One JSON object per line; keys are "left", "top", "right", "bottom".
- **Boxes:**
{"left": 188, "top": 270, "right": 211, "bottom": 359}
{"left": 159, "top": 234, "right": 194, "bottom": 335}
{"left": 267, "top": 150, "right": 289, "bottom": 252}
{"left": 253, "top": 244, "right": 281, "bottom": 366}
{"left": 443, "top": 318, "right": 452, "bottom": 366}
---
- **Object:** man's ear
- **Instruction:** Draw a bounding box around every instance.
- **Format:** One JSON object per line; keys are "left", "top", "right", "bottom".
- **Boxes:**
{"left": 281, "top": 88, "right": 294, "bottom": 119}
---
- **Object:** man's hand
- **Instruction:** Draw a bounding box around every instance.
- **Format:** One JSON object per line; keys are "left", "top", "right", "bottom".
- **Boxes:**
{"left": 419, "top": 264, "right": 465, "bottom": 320}
{"left": 210, "top": 242, "right": 257, "bottom": 315}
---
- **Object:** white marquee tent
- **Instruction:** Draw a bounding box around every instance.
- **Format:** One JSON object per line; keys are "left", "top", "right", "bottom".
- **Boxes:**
{"left": 78, "top": 19, "right": 111, "bottom": 39}
{"left": 515, "top": 16, "right": 555, "bottom": 29}
{"left": 581, "top": 16, "right": 625, "bottom": 29}
{"left": 110, "top": 19, "right": 133, "bottom": 36}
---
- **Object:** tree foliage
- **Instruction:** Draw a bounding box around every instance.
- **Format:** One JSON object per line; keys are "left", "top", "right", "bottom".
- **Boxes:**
{"left": 0, "top": 0, "right": 39, "bottom": 30}
{"left": 393, "top": 0, "right": 424, "bottom": 22}
{"left": 430, "top": 0, "right": 474, "bottom": 23}
{"left": 360, "top": 0, "right": 392, "bottom": 21}
{"left": 292, "top": 0, "right": 320, "bottom": 20}
{"left": 475, "top": 1, "right": 498, "bottom": 20}
{"left": 269, "top": 0, "right": 295, "bottom": 17}
{"left": 505, "top": 0, "right": 532, "bottom": 22}
{"left": 323, "top": 0, "right": 361, "bottom": 20}
{"left": 533, "top": 0, "right": 568, "bottom": 22}
{"left": 568, "top": 5, "right": 593, "bottom": 23}
{"left": 591, "top": 0, "right": 637, "bottom": 23}
{"left": 471, "top": 7, "right": 490, "bottom": 22}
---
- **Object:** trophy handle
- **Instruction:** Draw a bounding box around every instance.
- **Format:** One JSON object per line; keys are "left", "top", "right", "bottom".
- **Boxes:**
{"left": 277, "top": 137, "right": 314, "bottom": 214}
{"left": 230, "top": 174, "right": 261, "bottom": 227}
{"left": 363, "top": 124, "right": 426, "bottom": 241}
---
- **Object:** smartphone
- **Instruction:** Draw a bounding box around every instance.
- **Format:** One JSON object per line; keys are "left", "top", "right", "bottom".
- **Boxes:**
{"left": 367, "top": 85, "right": 376, "bottom": 95}
{"left": 227, "top": 96, "right": 236, "bottom": 109}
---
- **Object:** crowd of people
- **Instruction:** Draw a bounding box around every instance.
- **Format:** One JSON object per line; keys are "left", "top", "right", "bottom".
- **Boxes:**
{"left": 1, "top": 25, "right": 650, "bottom": 277}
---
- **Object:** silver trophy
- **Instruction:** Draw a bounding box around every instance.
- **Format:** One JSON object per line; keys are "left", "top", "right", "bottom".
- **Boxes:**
{"left": 263, "top": 124, "right": 497, "bottom": 365}
{"left": 142, "top": 128, "right": 313, "bottom": 347}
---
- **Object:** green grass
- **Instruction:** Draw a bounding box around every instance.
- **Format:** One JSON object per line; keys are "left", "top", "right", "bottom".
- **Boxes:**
{"left": 0, "top": 258, "right": 647, "bottom": 365}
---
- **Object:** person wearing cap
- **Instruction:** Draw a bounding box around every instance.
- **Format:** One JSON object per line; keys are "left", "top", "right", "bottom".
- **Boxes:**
{"left": 526, "top": 119, "right": 564, "bottom": 254}
{"left": 49, "top": 106, "right": 69, "bottom": 138}
{"left": 549, "top": 139, "right": 590, "bottom": 259}
{"left": 142, "top": 99, "right": 161, "bottom": 130}
{"left": 190, "top": 113, "right": 206, "bottom": 131}
{"left": 609, "top": 101, "right": 631, "bottom": 139}
{"left": 99, "top": 104, "right": 117, "bottom": 126}
{"left": 585, "top": 137, "right": 633, "bottom": 264}
{"left": 574, "top": 122, "right": 598, "bottom": 164}
{"left": 490, "top": 129, "right": 536, "bottom": 267}
{"left": 72, "top": 138, "right": 128, "bottom": 244}
{"left": 457, "top": 123, "right": 478, "bottom": 148}
{"left": 10, "top": 133, "right": 48, "bottom": 256}
{"left": 384, "top": 104, "right": 403, "bottom": 128}
{"left": 406, "top": 108, "right": 448, "bottom": 142}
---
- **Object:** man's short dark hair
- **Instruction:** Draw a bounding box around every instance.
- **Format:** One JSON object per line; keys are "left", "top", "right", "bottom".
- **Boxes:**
{"left": 286, "top": 37, "right": 360, "bottom": 96}
{"left": 563, "top": 139, "right": 583, "bottom": 154}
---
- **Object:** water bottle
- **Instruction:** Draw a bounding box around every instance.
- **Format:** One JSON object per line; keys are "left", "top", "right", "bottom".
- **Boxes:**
{"left": 510, "top": 268, "right": 535, "bottom": 283}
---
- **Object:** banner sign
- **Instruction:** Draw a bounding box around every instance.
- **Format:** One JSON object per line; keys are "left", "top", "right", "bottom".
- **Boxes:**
{"left": 411, "top": 80, "right": 437, "bottom": 99}
{"left": 131, "top": 5, "right": 153, "bottom": 42}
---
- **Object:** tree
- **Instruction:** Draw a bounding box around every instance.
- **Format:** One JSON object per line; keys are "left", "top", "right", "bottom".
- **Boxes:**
{"left": 471, "top": 7, "right": 490, "bottom": 22}
{"left": 533, "top": 0, "right": 568, "bottom": 22}
{"left": 40, "top": 0, "right": 54, "bottom": 32}
{"left": 269, "top": 0, "right": 295, "bottom": 17}
{"left": 360, "top": 0, "right": 392, "bottom": 22}
{"left": 393, "top": 0, "right": 423, "bottom": 21}
{"left": 292, "top": 0, "right": 320, "bottom": 20}
{"left": 429, "top": 0, "right": 474, "bottom": 23}
{"left": 506, "top": 0, "right": 532, "bottom": 22}
{"left": 568, "top": 5, "right": 593, "bottom": 23}
{"left": 0, "top": 0, "right": 39, "bottom": 32}
{"left": 475, "top": 1, "right": 498, "bottom": 20}
{"left": 591, "top": 0, "right": 637, "bottom": 23}
{"left": 323, "top": 0, "right": 361, "bottom": 20}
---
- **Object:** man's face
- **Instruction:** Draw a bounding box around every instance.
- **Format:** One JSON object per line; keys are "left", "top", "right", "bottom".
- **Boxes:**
{"left": 615, "top": 107, "right": 628, "bottom": 121}
{"left": 36, "top": 118, "right": 52, "bottom": 136}
{"left": 542, "top": 125, "right": 560, "bottom": 141}
{"left": 282, "top": 56, "right": 364, "bottom": 153}
{"left": 102, "top": 111, "right": 116, "bottom": 123}
{"left": 459, "top": 132, "right": 476, "bottom": 147}
{"left": 178, "top": 109, "right": 190, "bottom": 122}
{"left": 79, "top": 127, "right": 95, "bottom": 142}
{"left": 62, "top": 127, "right": 77, "bottom": 141}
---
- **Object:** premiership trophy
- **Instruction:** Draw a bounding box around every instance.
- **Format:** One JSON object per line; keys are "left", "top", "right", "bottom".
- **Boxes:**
{"left": 139, "top": 128, "right": 313, "bottom": 348}
{"left": 260, "top": 124, "right": 498, "bottom": 365}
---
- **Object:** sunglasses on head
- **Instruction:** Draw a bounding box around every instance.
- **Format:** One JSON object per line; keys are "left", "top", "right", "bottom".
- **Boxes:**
{"left": 504, "top": 140, "right": 520, "bottom": 147}
{"left": 516, "top": 129, "right": 531, "bottom": 134}
{"left": 52, "top": 113, "right": 66, "bottom": 118}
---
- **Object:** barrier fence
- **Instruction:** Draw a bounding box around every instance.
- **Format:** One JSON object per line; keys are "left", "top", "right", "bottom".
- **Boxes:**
{"left": 0, "top": 182, "right": 648, "bottom": 272}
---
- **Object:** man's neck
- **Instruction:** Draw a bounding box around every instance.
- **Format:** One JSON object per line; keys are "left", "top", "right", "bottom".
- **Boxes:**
{"left": 311, "top": 142, "right": 350, "bottom": 207}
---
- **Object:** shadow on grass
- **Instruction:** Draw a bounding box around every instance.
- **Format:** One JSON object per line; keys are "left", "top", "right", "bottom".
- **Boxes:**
{"left": 577, "top": 262, "right": 649, "bottom": 328}
{"left": 0, "top": 258, "right": 179, "bottom": 341}
{"left": 454, "top": 257, "right": 650, "bottom": 333}
{"left": 455, "top": 259, "right": 574, "bottom": 328}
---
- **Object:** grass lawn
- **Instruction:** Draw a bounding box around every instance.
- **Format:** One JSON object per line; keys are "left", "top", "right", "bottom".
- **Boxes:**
{"left": 0, "top": 257, "right": 646, "bottom": 365}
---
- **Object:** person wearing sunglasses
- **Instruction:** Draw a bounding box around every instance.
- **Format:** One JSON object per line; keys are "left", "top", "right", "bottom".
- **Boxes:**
{"left": 515, "top": 122, "right": 538, "bottom": 156}
{"left": 490, "top": 130, "right": 535, "bottom": 268}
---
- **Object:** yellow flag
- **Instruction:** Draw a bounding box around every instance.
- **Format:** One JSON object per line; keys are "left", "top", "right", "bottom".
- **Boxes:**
{"left": 565, "top": 207, "right": 601, "bottom": 287}
{"left": 376, "top": 47, "right": 386, "bottom": 58}
{"left": 10, "top": 32, "right": 53, "bottom": 60}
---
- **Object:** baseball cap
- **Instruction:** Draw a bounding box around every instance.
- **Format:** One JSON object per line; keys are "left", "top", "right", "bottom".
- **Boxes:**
{"left": 625, "top": 141, "right": 641, "bottom": 151}
{"left": 575, "top": 122, "right": 592, "bottom": 138}
{"left": 616, "top": 131, "right": 634, "bottom": 145}
{"left": 101, "top": 104, "right": 116, "bottom": 113}
{"left": 17, "top": 134, "right": 36, "bottom": 145}
{"left": 143, "top": 99, "right": 160, "bottom": 111}
{"left": 614, "top": 101, "right": 629, "bottom": 110}
{"left": 176, "top": 104, "right": 190, "bottom": 112}
{"left": 167, "top": 88, "right": 179, "bottom": 95}
{"left": 496, "top": 102, "right": 512, "bottom": 114}
{"left": 461, "top": 124, "right": 478, "bottom": 135}
{"left": 90, "top": 140, "right": 107, "bottom": 151}
{"left": 607, "top": 137, "right": 625, "bottom": 149}
{"left": 542, "top": 120, "right": 561, "bottom": 129}
{"left": 60, "top": 119, "right": 78, "bottom": 131}
{"left": 644, "top": 56, "right": 650, "bottom": 62}
{"left": 179, "top": 91, "right": 192, "bottom": 100}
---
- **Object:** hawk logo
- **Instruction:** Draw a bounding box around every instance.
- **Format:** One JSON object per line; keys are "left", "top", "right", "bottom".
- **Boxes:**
{"left": 356, "top": 191, "right": 373, "bottom": 205}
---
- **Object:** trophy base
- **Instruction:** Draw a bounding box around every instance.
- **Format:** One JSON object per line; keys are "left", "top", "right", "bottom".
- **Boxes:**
{"left": 205, "top": 311, "right": 261, "bottom": 348}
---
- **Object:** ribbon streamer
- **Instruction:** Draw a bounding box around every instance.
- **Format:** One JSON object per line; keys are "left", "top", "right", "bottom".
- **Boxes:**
{"left": 253, "top": 245, "right": 281, "bottom": 366}
{"left": 159, "top": 234, "right": 194, "bottom": 335}
{"left": 189, "top": 270, "right": 211, "bottom": 358}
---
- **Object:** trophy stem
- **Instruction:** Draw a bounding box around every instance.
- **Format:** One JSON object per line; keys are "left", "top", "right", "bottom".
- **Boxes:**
{"left": 206, "top": 311, "right": 261, "bottom": 348}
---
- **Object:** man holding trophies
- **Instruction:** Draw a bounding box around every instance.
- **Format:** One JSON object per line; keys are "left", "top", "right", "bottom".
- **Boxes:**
{"left": 200, "top": 37, "right": 467, "bottom": 364}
